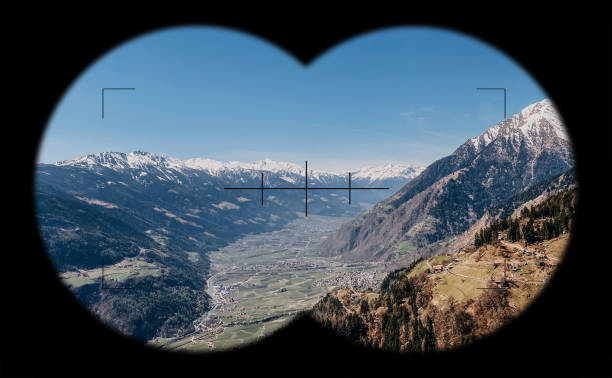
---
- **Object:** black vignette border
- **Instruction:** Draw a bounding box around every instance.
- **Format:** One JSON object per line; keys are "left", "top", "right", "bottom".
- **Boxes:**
{"left": 5, "top": 4, "right": 611, "bottom": 377}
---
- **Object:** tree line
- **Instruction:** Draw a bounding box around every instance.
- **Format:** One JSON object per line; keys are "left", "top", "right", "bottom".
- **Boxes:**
{"left": 475, "top": 188, "right": 577, "bottom": 247}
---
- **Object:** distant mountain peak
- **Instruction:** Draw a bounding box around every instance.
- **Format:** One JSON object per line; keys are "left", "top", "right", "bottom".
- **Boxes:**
{"left": 468, "top": 98, "right": 568, "bottom": 153}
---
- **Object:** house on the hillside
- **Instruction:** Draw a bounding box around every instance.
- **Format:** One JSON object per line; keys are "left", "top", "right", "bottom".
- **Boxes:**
{"left": 492, "top": 272, "right": 507, "bottom": 287}
{"left": 432, "top": 264, "right": 443, "bottom": 273}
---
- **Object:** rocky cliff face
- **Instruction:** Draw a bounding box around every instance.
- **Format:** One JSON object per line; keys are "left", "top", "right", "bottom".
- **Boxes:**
{"left": 319, "top": 99, "right": 574, "bottom": 261}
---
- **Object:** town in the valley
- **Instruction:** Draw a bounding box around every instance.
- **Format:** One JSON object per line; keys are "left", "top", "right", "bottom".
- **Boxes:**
{"left": 151, "top": 215, "right": 384, "bottom": 351}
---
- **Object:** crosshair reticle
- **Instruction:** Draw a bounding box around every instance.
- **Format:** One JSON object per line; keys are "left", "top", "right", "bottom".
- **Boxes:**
{"left": 224, "top": 161, "right": 389, "bottom": 216}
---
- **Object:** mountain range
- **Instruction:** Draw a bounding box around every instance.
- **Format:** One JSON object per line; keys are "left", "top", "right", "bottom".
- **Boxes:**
{"left": 36, "top": 153, "right": 422, "bottom": 271}
{"left": 34, "top": 153, "right": 422, "bottom": 339}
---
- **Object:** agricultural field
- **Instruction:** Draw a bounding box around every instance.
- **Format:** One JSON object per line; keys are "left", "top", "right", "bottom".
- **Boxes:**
{"left": 545, "top": 236, "right": 569, "bottom": 259}
{"left": 426, "top": 235, "right": 567, "bottom": 310}
{"left": 156, "top": 215, "right": 385, "bottom": 352}
{"left": 398, "top": 240, "right": 417, "bottom": 256}
{"left": 406, "top": 259, "right": 430, "bottom": 278}
{"left": 60, "top": 258, "right": 160, "bottom": 288}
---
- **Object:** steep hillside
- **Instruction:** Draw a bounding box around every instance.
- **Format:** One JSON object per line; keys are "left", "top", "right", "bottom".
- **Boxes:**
{"left": 310, "top": 188, "right": 576, "bottom": 352}
{"left": 488, "top": 166, "right": 577, "bottom": 219}
{"left": 442, "top": 166, "right": 577, "bottom": 256}
{"left": 320, "top": 99, "right": 574, "bottom": 262}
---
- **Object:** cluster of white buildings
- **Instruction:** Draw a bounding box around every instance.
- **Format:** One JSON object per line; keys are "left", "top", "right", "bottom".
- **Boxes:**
{"left": 315, "top": 270, "right": 380, "bottom": 291}
{"left": 245, "top": 259, "right": 319, "bottom": 272}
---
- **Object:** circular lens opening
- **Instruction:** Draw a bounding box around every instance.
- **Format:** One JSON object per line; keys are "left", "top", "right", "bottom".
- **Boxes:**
{"left": 35, "top": 25, "right": 577, "bottom": 353}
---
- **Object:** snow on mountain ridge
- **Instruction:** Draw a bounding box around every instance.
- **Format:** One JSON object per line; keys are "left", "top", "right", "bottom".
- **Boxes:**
{"left": 352, "top": 163, "right": 425, "bottom": 183}
{"left": 468, "top": 98, "right": 568, "bottom": 152}
{"left": 54, "top": 151, "right": 423, "bottom": 181}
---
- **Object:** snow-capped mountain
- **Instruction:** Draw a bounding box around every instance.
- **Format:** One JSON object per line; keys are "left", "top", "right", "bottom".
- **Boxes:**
{"left": 320, "top": 98, "right": 575, "bottom": 262}
{"left": 36, "top": 151, "right": 423, "bottom": 270}
{"left": 55, "top": 152, "right": 423, "bottom": 184}
{"left": 352, "top": 163, "right": 425, "bottom": 183}
{"left": 50, "top": 152, "right": 424, "bottom": 207}
{"left": 184, "top": 157, "right": 305, "bottom": 176}
{"left": 469, "top": 98, "right": 568, "bottom": 152}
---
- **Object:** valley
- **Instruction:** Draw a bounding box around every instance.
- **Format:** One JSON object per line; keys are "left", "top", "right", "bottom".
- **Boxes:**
{"left": 151, "top": 215, "right": 384, "bottom": 351}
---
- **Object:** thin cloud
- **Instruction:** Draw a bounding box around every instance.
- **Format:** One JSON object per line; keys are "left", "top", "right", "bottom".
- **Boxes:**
{"left": 400, "top": 106, "right": 434, "bottom": 121}
{"left": 347, "top": 127, "right": 397, "bottom": 138}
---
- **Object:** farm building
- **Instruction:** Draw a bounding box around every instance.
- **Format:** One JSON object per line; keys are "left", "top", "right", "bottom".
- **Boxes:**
{"left": 492, "top": 272, "right": 507, "bottom": 287}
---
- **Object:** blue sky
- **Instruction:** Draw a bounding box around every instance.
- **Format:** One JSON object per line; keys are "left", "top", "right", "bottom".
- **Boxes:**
{"left": 39, "top": 26, "right": 548, "bottom": 170}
